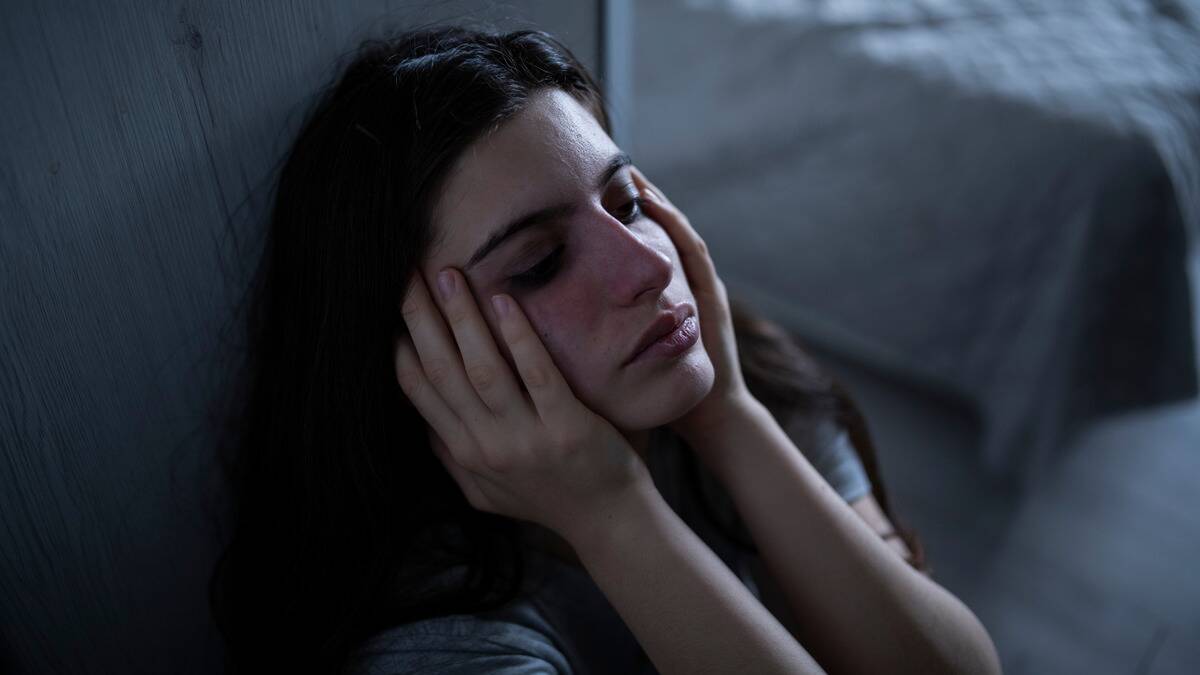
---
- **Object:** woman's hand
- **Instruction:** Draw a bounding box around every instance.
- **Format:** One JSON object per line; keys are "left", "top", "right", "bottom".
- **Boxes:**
{"left": 630, "top": 166, "right": 760, "bottom": 447}
{"left": 394, "top": 268, "right": 654, "bottom": 539}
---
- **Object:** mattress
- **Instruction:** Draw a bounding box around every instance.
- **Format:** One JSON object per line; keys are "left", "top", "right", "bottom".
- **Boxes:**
{"left": 633, "top": 0, "right": 1200, "bottom": 484}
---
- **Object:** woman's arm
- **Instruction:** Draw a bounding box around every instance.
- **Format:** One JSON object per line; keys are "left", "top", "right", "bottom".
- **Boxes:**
{"left": 849, "top": 493, "right": 917, "bottom": 563}
{"left": 625, "top": 167, "right": 998, "bottom": 674}
{"left": 398, "top": 251, "right": 820, "bottom": 674}
{"left": 562, "top": 478, "right": 827, "bottom": 675}
{"left": 685, "top": 397, "right": 1002, "bottom": 675}
{"left": 749, "top": 493, "right": 918, "bottom": 644}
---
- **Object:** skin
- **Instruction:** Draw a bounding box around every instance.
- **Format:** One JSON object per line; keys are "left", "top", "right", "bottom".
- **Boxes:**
{"left": 393, "top": 86, "right": 1003, "bottom": 675}
{"left": 420, "top": 88, "right": 715, "bottom": 453}
{"left": 415, "top": 86, "right": 913, "bottom": 568}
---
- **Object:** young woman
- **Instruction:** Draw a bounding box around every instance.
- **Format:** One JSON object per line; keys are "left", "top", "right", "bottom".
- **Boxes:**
{"left": 210, "top": 25, "right": 1001, "bottom": 675}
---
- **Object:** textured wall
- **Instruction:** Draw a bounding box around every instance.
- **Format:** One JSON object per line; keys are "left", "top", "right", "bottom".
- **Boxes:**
{"left": 0, "top": 2, "right": 599, "bottom": 673}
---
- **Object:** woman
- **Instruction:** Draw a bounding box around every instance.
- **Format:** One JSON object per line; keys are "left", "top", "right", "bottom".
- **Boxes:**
{"left": 209, "top": 25, "right": 1001, "bottom": 675}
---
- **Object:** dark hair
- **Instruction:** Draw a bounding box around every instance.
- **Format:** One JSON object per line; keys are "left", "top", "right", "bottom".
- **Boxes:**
{"left": 209, "top": 23, "right": 926, "bottom": 675}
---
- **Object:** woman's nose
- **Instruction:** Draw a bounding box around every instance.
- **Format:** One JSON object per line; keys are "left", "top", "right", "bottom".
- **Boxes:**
{"left": 586, "top": 211, "right": 673, "bottom": 305}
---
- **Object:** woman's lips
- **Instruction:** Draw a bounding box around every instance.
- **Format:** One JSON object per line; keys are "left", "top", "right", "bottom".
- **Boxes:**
{"left": 628, "top": 312, "right": 699, "bottom": 365}
{"left": 626, "top": 304, "right": 690, "bottom": 365}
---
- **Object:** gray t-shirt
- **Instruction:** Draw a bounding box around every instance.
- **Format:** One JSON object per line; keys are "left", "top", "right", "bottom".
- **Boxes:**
{"left": 348, "top": 417, "right": 871, "bottom": 675}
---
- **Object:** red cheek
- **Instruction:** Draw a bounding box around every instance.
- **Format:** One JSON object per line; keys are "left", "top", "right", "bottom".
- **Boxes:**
{"left": 519, "top": 285, "right": 605, "bottom": 381}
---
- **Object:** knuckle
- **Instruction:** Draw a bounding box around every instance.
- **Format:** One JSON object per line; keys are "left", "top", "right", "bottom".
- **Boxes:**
{"left": 524, "top": 364, "right": 550, "bottom": 389}
{"left": 459, "top": 452, "right": 486, "bottom": 475}
{"left": 461, "top": 489, "right": 486, "bottom": 510}
{"left": 451, "top": 448, "right": 482, "bottom": 475}
{"left": 505, "top": 327, "right": 529, "bottom": 350}
{"left": 548, "top": 425, "right": 581, "bottom": 453}
{"left": 481, "top": 448, "right": 513, "bottom": 473}
{"left": 506, "top": 434, "right": 541, "bottom": 464}
{"left": 443, "top": 302, "right": 470, "bottom": 325}
{"left": 401, "top": 301, "right": 421, "bottom": 324}
{"left": 528, "top": 432, "right": 555, "bottom": 455}
{"left": 544, "top": 409, "right": 585, "bottom": 447}
{"left": 424, "top": 357, "right": 454, "bottom": 387}
{"left": 396, "top": 367, "right": 423, "bottom": 395}
{"left": 465, "top": 362, "right": 496, "bottom": 392}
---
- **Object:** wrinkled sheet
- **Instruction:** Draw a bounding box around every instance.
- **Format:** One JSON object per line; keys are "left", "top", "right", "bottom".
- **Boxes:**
{"left": 634, "top": 0, "right": 1200, "bottom": 484}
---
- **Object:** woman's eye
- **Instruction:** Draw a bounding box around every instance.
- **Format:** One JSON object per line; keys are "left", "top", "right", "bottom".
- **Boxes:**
{"left": 509, "top": 245, "right": 565, "bottom": 290}
{"left": 618, "top": 196, "right": 644, "bottom": 225}
{"left": 506, "top": 198, "right": 641, "bottom": 292}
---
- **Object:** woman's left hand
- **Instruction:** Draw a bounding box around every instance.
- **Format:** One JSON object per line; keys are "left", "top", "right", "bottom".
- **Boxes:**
{"left": 630, "top": 166, "right": 759, "bottom": 446}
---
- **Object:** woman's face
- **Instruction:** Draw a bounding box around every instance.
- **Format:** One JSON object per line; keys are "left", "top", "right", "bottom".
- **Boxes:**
{"left": 421, "top": 88, "right": 715, "bottom": 433}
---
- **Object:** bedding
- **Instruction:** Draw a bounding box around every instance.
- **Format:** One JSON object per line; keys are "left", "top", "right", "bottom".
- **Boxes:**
{"left": 634, "top": 0, "right": 1200, "bottom": 484}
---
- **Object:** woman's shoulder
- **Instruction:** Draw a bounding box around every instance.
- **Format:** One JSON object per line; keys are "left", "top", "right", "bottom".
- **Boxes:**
{"left": 782, "top": 412, "right": 873, "bottom": 504}
{"left": 347, "top": 603, "right": 573, "bottom": 675}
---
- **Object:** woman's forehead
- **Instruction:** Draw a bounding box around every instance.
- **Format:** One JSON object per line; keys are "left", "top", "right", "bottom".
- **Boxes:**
{"left": 429, "top": 89, "right": 617, "bottom": 269}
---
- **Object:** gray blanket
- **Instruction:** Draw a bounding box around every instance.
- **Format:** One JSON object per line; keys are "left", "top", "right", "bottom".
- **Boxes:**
{"left": 633, "top": 0, "right": 1200, "bottom": 485}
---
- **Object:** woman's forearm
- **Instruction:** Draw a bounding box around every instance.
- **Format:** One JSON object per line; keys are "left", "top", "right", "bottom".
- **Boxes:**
{"left": 684, "top": 398, "right": 1002, "bottom": 675}
{"left": 562, "top": 479, "right": 827, "bottom": 675}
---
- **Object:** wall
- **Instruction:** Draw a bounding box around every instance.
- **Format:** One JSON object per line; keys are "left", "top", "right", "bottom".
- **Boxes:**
{"left": 0, "top": 2, "right": 602, "bottom": 672}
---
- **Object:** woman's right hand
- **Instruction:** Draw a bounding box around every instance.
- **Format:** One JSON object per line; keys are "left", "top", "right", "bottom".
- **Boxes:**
{"left": 394, "top": 267, "right": 653, "bottom": 539}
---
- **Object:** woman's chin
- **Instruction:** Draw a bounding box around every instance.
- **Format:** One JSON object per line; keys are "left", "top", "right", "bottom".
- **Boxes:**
{"left": 607, "top": 352, "right": 715, "bottom": 432}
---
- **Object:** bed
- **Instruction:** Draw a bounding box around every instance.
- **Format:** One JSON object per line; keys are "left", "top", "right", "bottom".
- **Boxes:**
{"left": 633, "top": 0, "right": 1200, "bottom": 485}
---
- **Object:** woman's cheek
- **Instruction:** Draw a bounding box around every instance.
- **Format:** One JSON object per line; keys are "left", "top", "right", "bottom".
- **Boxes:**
{"left": 656, "top": 241, "right": 687, "bottom": 287}
{"left": 521, "top": 290, "right": 602, "bottom": 397}
{"left": 646, "top": 227, "right": 679, "bottom": 265}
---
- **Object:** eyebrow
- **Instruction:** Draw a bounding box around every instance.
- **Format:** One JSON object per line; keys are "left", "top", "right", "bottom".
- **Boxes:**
{"left": 463, "top": 151, "right": 633, "bottom": 272}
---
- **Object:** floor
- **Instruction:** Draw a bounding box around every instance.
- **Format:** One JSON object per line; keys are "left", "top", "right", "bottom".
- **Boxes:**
{"left": 805, "top": 254, "right": 1200, "bottom": 674}
{"left": 630, "top": 2, "right": 1200, "bottom": 673}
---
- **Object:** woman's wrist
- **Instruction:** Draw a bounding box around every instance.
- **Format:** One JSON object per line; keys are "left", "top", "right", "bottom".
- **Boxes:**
{"left": 678, "top": 394, "right": 775, "bottom": 478}
{"left": 558, "top": 476, "right": 666, "bottom": 557}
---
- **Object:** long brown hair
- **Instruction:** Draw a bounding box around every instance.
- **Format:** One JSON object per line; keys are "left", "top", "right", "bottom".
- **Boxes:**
{"left": 209, "top": 23, "right": 926, "bottom": 675}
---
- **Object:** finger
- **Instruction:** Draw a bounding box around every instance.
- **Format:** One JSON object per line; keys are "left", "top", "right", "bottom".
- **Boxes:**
{"left": 489, "top": 293, "right": 579, "bottom": 430}
{"left": 401, "top": 272, "right": 495, "bottom": 431}
{"left": 630, "top": 166, "right": 724, "bottom": 301}
{"left": 394, "top": 332, "right": 481, "bottom": 469}
{"left": 431, "top": 267, "right": 527, "bottom": 419}
{"left": 631, "top": 166, "right": 708, "bottom": 264}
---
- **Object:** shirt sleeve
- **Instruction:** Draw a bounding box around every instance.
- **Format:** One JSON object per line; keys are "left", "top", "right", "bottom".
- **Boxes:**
{"left": 348, "top": 614, "right": 573, "bottom": 675}
{"left": 797, "top": 416, "right": 873, "bottom": 504}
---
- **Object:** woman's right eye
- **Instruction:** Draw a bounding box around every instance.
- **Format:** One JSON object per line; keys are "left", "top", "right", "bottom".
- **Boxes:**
{"left": 506, "top": 197, "right": 640, "bottom": 292}
{"left": 509, "top": 245, "right": 565, "bottom": 290}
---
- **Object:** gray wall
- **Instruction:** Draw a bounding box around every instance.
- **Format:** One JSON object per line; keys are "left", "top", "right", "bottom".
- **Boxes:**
{"left": 0, "top": 2, "right": 604, "bottom": 672}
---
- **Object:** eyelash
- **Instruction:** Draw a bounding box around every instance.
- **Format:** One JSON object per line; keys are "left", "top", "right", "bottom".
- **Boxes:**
{"left": 509, "top": 196, "right": 644, "bottom": 290}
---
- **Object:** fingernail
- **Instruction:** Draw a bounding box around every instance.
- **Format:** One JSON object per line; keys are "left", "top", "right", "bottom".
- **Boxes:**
{"left": 491, "top": 294, "right": 510, "bottom": 318}
{"left": 437, "top": 269, "right": 455, "bottom": 299}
